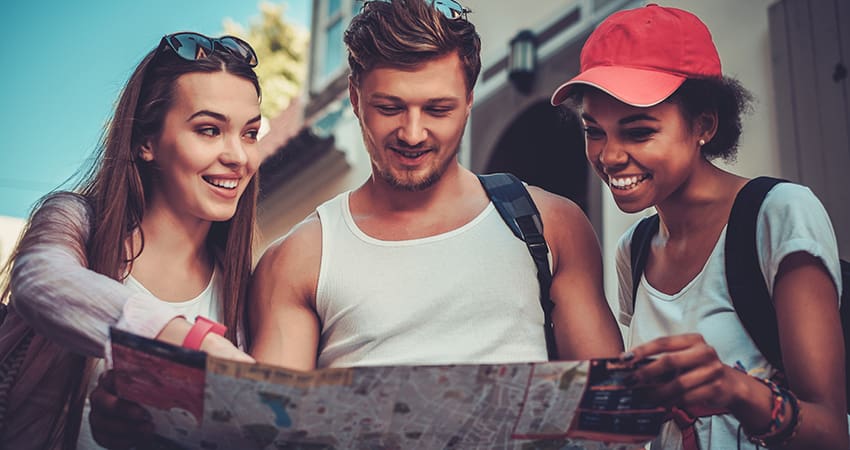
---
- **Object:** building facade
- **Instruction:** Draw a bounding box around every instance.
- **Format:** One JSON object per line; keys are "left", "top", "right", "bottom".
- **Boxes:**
{"left": 258, "top": 0, "right": 850, "bottom": 310}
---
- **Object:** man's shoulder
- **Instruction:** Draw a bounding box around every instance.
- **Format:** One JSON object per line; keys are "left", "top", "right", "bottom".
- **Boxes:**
{"left": 251, "top": 212, "right": 323, "bottom": 311}
{"left": 525, "top": 185, "right": 585, "bottom": 222}
{"left": 258, "top": 212, "right": 322, "bottom": 270}
{"left": 524, "top": 185, "right": 599, "bottom": 263}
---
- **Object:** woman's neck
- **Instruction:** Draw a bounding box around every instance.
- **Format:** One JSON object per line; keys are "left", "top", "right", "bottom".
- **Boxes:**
{"left": 126, "top": 203, "right": 215, "bottom": 301}
{"left": 655, "top": 164, "right": 748, "bottom": 239}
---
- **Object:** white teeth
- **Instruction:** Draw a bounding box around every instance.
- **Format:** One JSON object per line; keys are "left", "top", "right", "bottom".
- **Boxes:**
{"left": 609, "top": 175, "right": 647, "bottom": 190}
{"left": 393, "top": 149, "right": 426, "bottom": 158}
{"left": 205, "top": 178, "right": 238, "bottom": 189}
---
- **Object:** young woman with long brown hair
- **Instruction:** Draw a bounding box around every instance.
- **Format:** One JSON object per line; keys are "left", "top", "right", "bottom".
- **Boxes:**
{"left": 0, "top": 31, "right": 261, "bottom": 449}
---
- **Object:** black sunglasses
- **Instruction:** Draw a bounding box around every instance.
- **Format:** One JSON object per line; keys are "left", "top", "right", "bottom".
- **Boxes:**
{"left": 159, "top": 32, "right": 258, "bottom": 67}
{"left": 362, "top": 0, "right": 470, "bottom": 20}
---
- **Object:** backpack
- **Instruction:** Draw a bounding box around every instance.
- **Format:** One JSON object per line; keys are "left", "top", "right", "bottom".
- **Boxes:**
{"left": 477, "top": 173, "right": 557, "bottom": 360}
{"left": 629, "top": 176, "right": 850, "bottom": 411}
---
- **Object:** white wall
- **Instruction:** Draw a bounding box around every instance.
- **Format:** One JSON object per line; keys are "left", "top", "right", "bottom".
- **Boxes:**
{"left": 462, "top": 0, "right": 577, "bottom": 70}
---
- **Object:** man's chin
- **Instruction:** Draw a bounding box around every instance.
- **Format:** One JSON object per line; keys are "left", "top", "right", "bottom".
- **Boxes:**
{"left": 382, "top": 170, "right": 440, "bottom": 192}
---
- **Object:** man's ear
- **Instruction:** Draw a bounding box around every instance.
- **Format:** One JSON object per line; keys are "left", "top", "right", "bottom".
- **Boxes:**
{"left": 349, "top": 76, "right": 361, "bottom": 120}
{"left": 138, "top": 141, "right": 154, "bottom": 162}
{"left": 465, "top": 91, "right": 474, "bottom": 117}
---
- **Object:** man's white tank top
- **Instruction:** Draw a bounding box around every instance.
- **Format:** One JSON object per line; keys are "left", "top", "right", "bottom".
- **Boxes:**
{"left": 315, "top": 191, "right": 548, "bottom": 368}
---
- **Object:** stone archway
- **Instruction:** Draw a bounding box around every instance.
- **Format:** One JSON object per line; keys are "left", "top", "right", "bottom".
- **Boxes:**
{"left": 484, "top": 101, "right": 588, "bottom": 212}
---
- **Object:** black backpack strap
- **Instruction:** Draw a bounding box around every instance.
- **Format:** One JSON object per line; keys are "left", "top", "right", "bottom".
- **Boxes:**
{"left": 477, "top": 173, "right": 557, "bottom": 360}
{"left": 725, "top": 176, "right": 788, "bottom": 372}
{"left": 840, "top": 259, "right": 850, "bottom": 412}
{"left": 629, "top": 214, "right": 660, "bottom": 311}
{"left": 0, "top": 326, "right": 34, "bottom": 436}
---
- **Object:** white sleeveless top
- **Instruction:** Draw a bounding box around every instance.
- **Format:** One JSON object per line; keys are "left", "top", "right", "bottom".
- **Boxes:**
{"left": 314, "top": 191, "right": 548, "bottom": 368}
{"left": 77, "top": 270, "right": 223, "bottom": 449}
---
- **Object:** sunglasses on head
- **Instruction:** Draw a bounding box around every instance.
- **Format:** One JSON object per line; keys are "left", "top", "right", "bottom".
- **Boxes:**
{"left": 159, "top": 32, "right": 258, "bottom": 67}
{"left": 362, "top": 0, "right": 470, "bottom": 20}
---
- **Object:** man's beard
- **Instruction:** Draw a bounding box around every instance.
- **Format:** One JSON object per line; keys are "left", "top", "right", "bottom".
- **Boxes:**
{"left": 377, "top": 144, "right": 459, "bottom": 192}
{"left": 378, "top": 168, "right": 441, "bottom": 192}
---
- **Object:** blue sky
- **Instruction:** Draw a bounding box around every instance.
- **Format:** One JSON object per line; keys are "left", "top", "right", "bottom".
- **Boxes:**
{"left": 0, "top": 1, "right": 310, "bottom": 218}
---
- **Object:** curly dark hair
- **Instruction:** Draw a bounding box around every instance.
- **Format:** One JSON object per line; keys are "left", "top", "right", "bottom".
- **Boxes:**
{"left": 669, "top": 77, "right": 753, "bottom": 161}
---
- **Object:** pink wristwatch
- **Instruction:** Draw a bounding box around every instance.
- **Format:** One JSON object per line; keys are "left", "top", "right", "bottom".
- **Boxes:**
{"left": 182, "top": 316, "right": 227, "bottom": 350}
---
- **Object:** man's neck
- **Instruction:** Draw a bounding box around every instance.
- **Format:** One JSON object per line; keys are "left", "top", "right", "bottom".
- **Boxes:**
{"left": 349, "top": 164, "right": 490, "bottom": 240}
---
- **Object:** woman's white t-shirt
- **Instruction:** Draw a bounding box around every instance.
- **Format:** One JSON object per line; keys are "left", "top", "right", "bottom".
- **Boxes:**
{"left": 616, "top": 183, "right": 843, "bottom": 450}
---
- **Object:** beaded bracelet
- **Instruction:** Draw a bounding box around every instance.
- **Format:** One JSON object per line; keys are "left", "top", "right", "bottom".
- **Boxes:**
{"left": 762, "top": 388, "right": 802, "bottom": 447}
{"left": 746, "top": 380, "right": 802, "bottom": 447}
{"left": 744, "top": 376, "right": 786, "bottom": 443}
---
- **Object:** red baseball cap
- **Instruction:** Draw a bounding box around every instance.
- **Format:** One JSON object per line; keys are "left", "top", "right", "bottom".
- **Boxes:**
{"left": 550, "top": 4, "right": 721, "bottom": 107}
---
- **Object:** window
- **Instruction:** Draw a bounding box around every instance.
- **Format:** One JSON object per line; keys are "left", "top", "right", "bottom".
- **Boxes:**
{"left": 313, "top": 0, "right": 360, "bottom": 90}
{"left": 323, "top": 19, "right": 344, "bottom": 79}
{"left": 328, "top": 0, "right": 341, "bottom": 15}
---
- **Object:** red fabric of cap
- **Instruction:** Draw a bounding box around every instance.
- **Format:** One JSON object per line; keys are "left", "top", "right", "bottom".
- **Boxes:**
{"left": 550, "top": 4, "right": 722, "bottom": 107}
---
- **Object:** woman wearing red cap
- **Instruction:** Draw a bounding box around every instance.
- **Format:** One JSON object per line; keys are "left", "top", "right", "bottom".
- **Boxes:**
{"left": 553, "top": 4, "right": 846, "bottom": 450}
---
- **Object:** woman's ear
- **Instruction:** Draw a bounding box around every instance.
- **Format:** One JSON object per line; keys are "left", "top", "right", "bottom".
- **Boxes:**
{"left": 138, "top": 141, "right": 154, "bottom": 162}
{"left": 697, "top": 110, "right": 718, "bottom": 144}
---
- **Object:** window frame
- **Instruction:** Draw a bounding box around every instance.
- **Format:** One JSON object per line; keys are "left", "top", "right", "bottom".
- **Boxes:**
{"left": 312, "top": 0, "right": 360, "bottom": 92}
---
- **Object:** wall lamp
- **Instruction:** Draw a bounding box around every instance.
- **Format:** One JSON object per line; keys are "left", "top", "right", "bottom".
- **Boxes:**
{"left": 508, "top": 30, "right": 537, "bottom": 94}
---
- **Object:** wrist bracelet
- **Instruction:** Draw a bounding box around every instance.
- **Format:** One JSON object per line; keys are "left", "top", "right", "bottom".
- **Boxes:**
{"left": 746, "top": 378, "right": 802, "bottom": 447}
{"left": 182, "top": 316, "right": 227, "bottom": 350}
{"left": 762, "top": 388, "right": 802, "bottom": 447}
{"left": 745, "top": 376, "right": 785, "bottom": 441}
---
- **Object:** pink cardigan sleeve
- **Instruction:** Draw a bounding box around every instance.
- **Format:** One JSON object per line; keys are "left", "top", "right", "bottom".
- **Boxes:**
{"left": 9, "top": 192, "right": 181, "bottom": 357}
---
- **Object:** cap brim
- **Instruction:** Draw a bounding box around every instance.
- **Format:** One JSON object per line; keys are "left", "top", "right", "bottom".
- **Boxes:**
{"left": 550, "top": 66, "right": 686, "bottom": 107}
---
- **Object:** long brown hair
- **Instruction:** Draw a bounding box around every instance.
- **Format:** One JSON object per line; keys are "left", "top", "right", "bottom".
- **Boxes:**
{"left": 3, "top": 40, "right": 260, "bottom": 339}
{"left": 83, "top": 45, "right": 260, "bottom": 341}
{"left": 0, "top": 36, "right": 260, "bottom": 449}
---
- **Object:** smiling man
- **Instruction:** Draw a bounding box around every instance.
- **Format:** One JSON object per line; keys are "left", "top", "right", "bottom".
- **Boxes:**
{"left": 248, "top": 0, "right": 622, "bottom": 371}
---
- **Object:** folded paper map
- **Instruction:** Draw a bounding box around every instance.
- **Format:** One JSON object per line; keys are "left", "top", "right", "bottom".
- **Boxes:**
{"left": 109, "top": 328, "right": 666, "bottom": 450}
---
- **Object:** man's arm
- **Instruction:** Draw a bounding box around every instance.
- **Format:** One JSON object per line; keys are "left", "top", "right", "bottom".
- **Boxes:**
{"left": 529, "top": 187, "right": 624, "bottom": 360}
{"left": 248, "top": 213, "right": 323, "bottom": 371}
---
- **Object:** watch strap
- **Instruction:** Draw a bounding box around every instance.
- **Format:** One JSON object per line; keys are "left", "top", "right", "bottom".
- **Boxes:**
{"left": 181, "top": 316, "right": 227, "bottom": 350}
